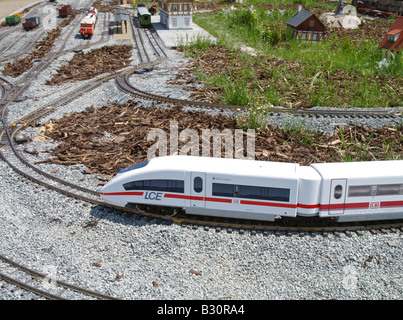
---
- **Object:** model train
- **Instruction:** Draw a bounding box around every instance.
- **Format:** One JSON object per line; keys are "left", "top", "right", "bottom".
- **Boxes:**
{"left": 100, "top": 156, "right": 403, "bottom": 223}
{"left": 5, "top": 14, "right": 21, "bottom": 26}
{"left": 137, "top": 6, "right": 152, "bottom": 27}
{"left": 354, "top": 0, "right": 403, "bottom": 16}
{"left": 80, "top": 7, "right": 97, "bottom": 39}
{"left": 22, "top": 16, "right": 41, "bottom": 31}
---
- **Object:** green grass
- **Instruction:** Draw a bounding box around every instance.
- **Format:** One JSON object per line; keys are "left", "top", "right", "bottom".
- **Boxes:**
{"left": 183, "top": 0, "right": 402, "bottom": 110}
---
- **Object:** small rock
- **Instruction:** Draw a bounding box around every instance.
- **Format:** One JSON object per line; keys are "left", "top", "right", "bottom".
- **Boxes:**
{"left": 387, "top": 240, "right": 399, "bottom": 247}
{"left": 14, "top": 134, "right": 29, "bottom": 144}
{"left": 189, "top": 269, "right": 202, "bottom": 276}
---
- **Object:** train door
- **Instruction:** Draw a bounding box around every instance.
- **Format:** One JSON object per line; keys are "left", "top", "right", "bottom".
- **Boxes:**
{"left": 329, "top": 179, "right": 347, "bottom": 215}
{"left": 190, "top": 172, "right": 205, "bottom": 208}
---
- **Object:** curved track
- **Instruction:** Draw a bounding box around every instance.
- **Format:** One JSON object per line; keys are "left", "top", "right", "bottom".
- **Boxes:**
{"left": 116, "top": 70, "right": 402, "bottom": 120}
{"left": 0, "top": 254, "right": 120, "bottom": 300}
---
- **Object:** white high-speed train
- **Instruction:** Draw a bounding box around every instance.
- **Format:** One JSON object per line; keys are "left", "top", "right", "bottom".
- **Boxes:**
{"left": 100, "top": 156, "right": 403, "bottom": 222}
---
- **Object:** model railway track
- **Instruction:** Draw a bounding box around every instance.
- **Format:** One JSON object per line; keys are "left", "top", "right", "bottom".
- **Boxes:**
{"left": 0, "top": 33, "right": 26, "bottom": 57}
{"left": 8, "top": 29, "right": 46, "bottom": 59}
{"left": 0, "top": 77, "right": 12, "bottom": 100}
{"left": 144, "top": 26, "right": 168, "bottom": 60}
{"left": 131, "top": 14, "right": 152, "bottom": 63}
{"left": 0, "top": 72, "right": 120, "bottom": 200}
{"left": 0, "top": 254, "right": 120, "bottom": 300}
{"left": 0, "top": 61, "right": 163, "bottom": 210}
{"left": 0, "top": 12, "right": 80, "bottom": 112}
{"left": 2, "top": 103, "right": 403, "bottom": 238}
{"left": 115, "top": 70, "right": 401, "bottom": 121}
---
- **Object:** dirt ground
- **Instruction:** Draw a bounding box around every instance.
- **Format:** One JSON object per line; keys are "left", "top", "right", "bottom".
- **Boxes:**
{"left": 0, "top": 0, "right": 42, "bottom": 19}
{"left": 32, "top": 103, "right": 403, "bottom": 178}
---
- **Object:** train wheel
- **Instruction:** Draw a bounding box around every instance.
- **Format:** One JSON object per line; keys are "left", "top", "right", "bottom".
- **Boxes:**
{"left": 136, "top": 204, "right": 147, "bottom": 212}
{"left": 162, "top": 207, "right": 177, "bottom": 217}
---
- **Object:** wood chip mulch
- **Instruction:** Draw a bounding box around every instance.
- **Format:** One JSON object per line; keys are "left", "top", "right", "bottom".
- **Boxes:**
{"left": 31, "top": 103, "right": 403, "bottom": 177}
{"left": 2, "top": 10, "right": 78, "bottom": 77}
{"left": 45, "top": 45, "right": 133, "bottom": 85}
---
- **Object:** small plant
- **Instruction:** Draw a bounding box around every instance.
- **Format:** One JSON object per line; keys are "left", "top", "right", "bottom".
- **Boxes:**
{"left": 280, "top": 114, "right": 316, "bottom": 145}
{"left": 237, "top": 101, "right": 274, "bottom": 130}
{"left": 337, "top": 126, "right": 377, "bottom": 162}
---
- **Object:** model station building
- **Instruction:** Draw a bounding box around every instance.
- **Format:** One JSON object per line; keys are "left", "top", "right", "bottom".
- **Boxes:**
{"left": 159, "top": 0, "right": 194, "bottom": 29}
{"left": 286, "top": 8, "right": 326, "bottom": 41}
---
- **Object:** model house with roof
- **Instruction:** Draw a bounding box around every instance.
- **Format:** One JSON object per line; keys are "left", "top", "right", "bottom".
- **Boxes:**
{"left": 379, "top": 16, "right": 403, "bottom": 59}
{"left": 159, "top": 0, "right": 194, "bottom": 29}
{"left": 286, "top": 8, "right": 326, "bottom": 41}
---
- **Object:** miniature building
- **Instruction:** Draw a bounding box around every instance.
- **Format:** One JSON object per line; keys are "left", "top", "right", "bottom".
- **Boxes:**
{"left": 116, "top": 0, "right": 128, "bottom": 5}
{"left": 159, "top": 0, "right": 194, "bottom": 30}
{"left": 115, "top": 10, "right": 129, "bottom": 34}
{"left": 286, "top": 8, "right": 326, "bottom": 41}
{"left": 379, "top": 16, "right": 403, "bottom": 58}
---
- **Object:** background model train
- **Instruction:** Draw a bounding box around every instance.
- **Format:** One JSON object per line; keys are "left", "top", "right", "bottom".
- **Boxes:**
{"left": 5, "top": 14, "right": 22, "bottom": 26}
{"left": 80, "top": 7, "right": 97, "bottom": 39}
{"left": 100, "top": 156, "right": 403, "bottom": 223}
{"left": 353, "top": 0, "right": 403, "bottom": 16}
{"left": 22, "top": 17, "right": 41, "bottom": 31}
{"left": 137, "top": 6, "right": 152, "bottom": 27}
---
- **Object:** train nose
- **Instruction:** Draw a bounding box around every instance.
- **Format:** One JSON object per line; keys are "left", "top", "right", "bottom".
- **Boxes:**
{"left": 99, "top": 183, "right": 126, "bottom": 207}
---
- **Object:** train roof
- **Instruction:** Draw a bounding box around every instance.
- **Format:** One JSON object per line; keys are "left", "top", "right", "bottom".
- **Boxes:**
{"left": 146, "top": 156, "right": 300, "bottom": 179}
{"left": 138, "top": 7, "right": 151, "bottom": 15}
{"left": 81, "top": 15, "right": 96, "bottom": 24}
{"left": 311, "top": 160, "right": 403, "bottom": 180}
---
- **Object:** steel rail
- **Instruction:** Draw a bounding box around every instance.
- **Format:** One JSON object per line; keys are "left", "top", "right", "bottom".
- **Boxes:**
{"left": 0, "top": 254, "right": 120, "bottom": 300}
{"left": 116, "top": 70, "right": 401, "bottom": 119}
{"left": 144, "top": 26, "right": 168, "bottom": 59}
{"left": 130, "top": 13, "right": 151, "bottom": 63}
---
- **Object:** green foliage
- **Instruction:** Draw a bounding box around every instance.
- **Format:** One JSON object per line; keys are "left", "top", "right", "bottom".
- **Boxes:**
{"left": 223, "top": 6, "right": 294, "bottom": 46}
{"left": 189, "top": 1, "right": 402, "bottom": 117}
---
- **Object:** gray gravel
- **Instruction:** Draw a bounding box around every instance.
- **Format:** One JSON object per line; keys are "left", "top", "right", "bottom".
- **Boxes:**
{"left": 0, "top": 2, "right": 402, "bottom": 301}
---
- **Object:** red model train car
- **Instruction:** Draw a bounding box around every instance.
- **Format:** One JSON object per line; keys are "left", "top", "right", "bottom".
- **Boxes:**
{"left": 80, "top": 7, "right": 97, "bottom": 39}
{"left": 59, "top": 5, "right": 72, "bottom": 18}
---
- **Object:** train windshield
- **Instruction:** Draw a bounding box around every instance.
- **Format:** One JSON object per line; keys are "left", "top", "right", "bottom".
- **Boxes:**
{"left": 119, "top": 161, "right": 149, "bottom": 174}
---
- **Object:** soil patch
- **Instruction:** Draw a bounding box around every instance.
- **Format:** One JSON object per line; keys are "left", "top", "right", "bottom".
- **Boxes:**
{"left": 31, "top": 103, "right": 403, "bottom": 177}
{"left": 2, "top": 10, "right": 78, "bottom": 77}
{"left": 173, "top": 43, "right": 402, "bottom": 108}
{"left": 45, "top": 45, "right": 133, "bottom": 85}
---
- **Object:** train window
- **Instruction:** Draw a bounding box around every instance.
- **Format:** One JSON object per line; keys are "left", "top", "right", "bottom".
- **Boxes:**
{"left": 193, "top": 177, "right": 203, "bottom": 193}
{"left": 348, "top": 185, "right": 371, "bottom": 197}
{"left": 348, "top": 184, "right": 403, "bottom": 197}
{"left": 124, "top": 179, "right": 184, "bottom": 193}
{"left": 212, "top": 183, "right": 234, "bottom": 197}
{"left": 119, "top": 161, "right": 149, "bottom": 174}
{"left": 334, "top": 185, "right": 343, "bottom": 199}
{"left": 265, "top": 187, "right": 290, "bottom": 202}
{"left": 377, "top": 184, "right": 402, "bottom": 196}
{"left": 213, "top": 183, "right": 290, "bottom": 202}
{"left": 239, "top": 185, "right": 261, "bottom": 199}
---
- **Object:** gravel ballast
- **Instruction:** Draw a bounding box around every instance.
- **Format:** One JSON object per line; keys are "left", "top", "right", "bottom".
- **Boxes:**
{"left": 0, "top": 162, "right": 402, "bottom": 300}
{"left": 0, "top": 3, "right": 402, "bottom": 302}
